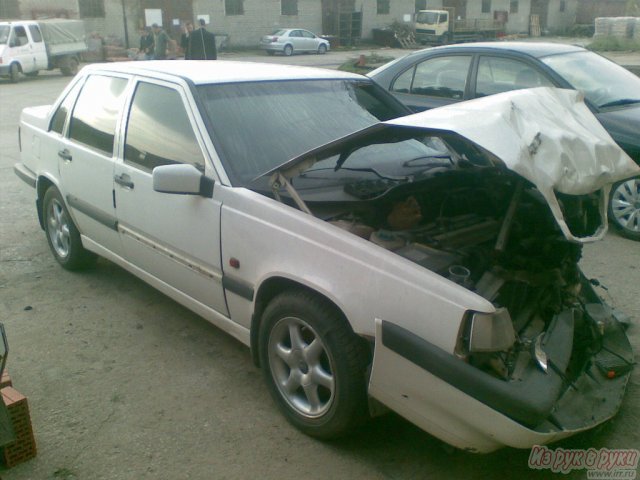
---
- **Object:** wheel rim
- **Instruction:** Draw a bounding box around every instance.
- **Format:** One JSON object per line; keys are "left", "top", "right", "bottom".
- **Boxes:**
{"left": 611, "top": 178, "right": 640, "bottom": 234}
{"left": 47, "top": 198, "right": 71, "bottom": 258}
{"left": 268, "top": 316, "right": 335, "bottom": 418}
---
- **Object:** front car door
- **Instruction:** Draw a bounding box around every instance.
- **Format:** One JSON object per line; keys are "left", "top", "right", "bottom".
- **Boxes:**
{"left": 113, "top": 78, "right": 228, "bottom": 315}
{"left": 389, "top": 54, "right": 473, "bottom": 111}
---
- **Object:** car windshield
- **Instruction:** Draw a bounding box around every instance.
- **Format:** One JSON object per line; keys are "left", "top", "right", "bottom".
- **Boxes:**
{"left": 196, "top": 79, "right": 406, "bottom": 186}
{"left": 541, "top": 51, "right": 640, "bottom": 109}
{"left": 416, "top": 12, "right": 439, "bottom": 24}
{"left": 0, "top": 26, "right": 10, "bottom": 44}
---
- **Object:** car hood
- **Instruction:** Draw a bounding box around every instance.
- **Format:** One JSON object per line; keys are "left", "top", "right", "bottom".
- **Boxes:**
{"left": 595, "top": 103, "right": 640, "bottom": 163}
{"left": 268, "top": 87, "right": 639, "bottom": 243}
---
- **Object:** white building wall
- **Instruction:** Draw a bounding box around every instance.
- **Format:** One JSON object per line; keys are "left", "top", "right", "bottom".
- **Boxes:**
{"left": 192, "top": 0, "right": 322, "bottom": 46}
{"left": 546, "top": 0, "right": 577, "bottom": 33}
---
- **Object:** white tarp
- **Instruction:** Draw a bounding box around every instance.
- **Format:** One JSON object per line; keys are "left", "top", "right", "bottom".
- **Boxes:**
{"left": 38, "top": 19, "right": 87, "bottom": 56}
{"left": 386, "top": 87, "right": 639, "bottom": 242}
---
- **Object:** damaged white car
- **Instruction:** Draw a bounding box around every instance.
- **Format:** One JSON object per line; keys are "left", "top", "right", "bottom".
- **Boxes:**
{"left": 14, "top": 62, "right": 638, "bottom": 453}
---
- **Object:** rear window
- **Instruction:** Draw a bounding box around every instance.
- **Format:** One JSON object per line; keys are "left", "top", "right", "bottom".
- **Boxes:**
{"left": 196, "top": 80, "right": 405, "bottom": 186}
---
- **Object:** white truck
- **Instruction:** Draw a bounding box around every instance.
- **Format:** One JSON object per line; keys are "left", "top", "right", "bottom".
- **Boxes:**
{"left": 0, "top": 19, "right": 87, "bottom": 82}
{"left": 414, "top": 8, "right": 504, "bottom": 45}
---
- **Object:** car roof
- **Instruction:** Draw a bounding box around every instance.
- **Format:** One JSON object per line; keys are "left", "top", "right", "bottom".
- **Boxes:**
{"left": 80, "top": 60, "right": 365, "bottom": 85}
{"left": 408, "top": 41, "right": 586, "bottom": 59}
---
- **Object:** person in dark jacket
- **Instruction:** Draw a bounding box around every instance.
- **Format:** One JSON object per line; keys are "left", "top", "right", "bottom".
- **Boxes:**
{"left": 139, "top": 27, "right": 154, "bottom": 60}
{"left": 180, "top": 21, "right": 194, "bottom": 59}
{"left": 188, "top": 19, "right": 217, "bottom": 60}
{"left": 151, "top": 23, "right": 170, "bottom": 60}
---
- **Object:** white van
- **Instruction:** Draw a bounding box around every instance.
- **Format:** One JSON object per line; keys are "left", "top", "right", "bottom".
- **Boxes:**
{"left": 0, "top": 19, "right": 87, "bottom": 82}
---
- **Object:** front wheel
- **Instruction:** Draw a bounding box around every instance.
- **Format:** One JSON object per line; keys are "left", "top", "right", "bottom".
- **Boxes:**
{"left": 609, "top": 176, "right": 640, "bottom": 240}
{"left": 43, "top": 187, "right": 96, "bottom": 270}
{"left": 259, "top": 290, "right": 369, "bottom": 439}
{"left": 283, "top": 44, "right": 293, "bottom": 56}
{"left": 317, "top": 44, "right": 327, "bottom": 55}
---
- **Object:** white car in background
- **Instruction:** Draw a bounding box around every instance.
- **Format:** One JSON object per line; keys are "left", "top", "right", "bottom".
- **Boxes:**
{"left": 14, "top": 61, "right": 637, "bottom": 453}
{"left": 260, "top": 28, "right": 329, "bottom": 56}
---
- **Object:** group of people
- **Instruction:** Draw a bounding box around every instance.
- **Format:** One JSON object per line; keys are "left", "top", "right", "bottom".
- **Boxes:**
{"left": 139, "top": 19, "right": 217, "bottom": 61}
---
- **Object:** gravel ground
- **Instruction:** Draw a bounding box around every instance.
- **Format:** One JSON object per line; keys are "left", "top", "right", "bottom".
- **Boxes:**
{"left": 0, "top": 45, "right": 639, "bottom": 480}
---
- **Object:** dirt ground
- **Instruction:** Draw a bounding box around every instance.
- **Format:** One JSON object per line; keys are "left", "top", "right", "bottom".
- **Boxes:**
{"left": 0, "top": 46, "right": 639, "bottom": 480}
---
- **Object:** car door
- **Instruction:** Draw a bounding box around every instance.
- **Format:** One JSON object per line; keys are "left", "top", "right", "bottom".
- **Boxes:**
{"left": 58, "top": 73, "right": 129, "bottom": 256}
{"left": 388, "top": 55, "right": 473, "bottom": 112}
{"left": 27, "top": 24, "right": 48, "bottom": 70}
{"left": 7, "top": 25, "right": 33, "bottom": 73}
{"left": 472, "top": 55, "right": 555, "bottom": 99}
{"left": 113, "top": 78, "right": 228, "bottom": 315}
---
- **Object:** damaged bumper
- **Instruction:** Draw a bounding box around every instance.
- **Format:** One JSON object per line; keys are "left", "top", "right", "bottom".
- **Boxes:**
{"left": 369, "top": 299, "right": 633, "bottom": 453}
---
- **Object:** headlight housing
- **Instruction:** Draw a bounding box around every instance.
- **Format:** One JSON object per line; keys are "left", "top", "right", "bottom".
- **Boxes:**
{"left": 456, "top": 308, "right": 516, "bottom": 356}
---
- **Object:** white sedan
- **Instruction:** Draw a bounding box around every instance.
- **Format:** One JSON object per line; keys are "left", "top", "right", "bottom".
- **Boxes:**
{"left": 260, "top": 28, "right": 329, "bottom": 56}
{"left": 14, "top": 61, "right": 637, "bottom": 452}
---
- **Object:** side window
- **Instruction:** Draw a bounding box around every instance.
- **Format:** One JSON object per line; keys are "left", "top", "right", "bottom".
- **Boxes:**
{"left": 475, "top": 57, "right": 554, "bottom": 98}
{"left": 68, "top": 75, "right": 128, "bottom": 156}
{"left": 124, "top": 82, "right": 205, "bottom": 172}
{"left": 49, "top": 81, "right": 83, "bottom": 135}
{"left": 12, "top": 26, "right": 29, "bottom": 46}
{"left": 28, "top": 25, "right": 43, "bottom": 42}
{"left": 392, "top": 56, "right": 472, "bottom": 100}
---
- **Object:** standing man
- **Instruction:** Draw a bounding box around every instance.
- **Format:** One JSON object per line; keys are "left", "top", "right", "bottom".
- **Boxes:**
{"left": 188, "top": 19, "right": 217, "bottom": 60}
{"left": 139, "top": 27, "right": 154, "bottom": 60}
{"left": 151, "top": 23, "right": 170, "bottom": 60}
{"left": 180, "top": 21, "right": 194, "bottom": 59}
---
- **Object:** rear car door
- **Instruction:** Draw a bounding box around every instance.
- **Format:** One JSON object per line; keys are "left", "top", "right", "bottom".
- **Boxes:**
{"left": 58, "top": 73, "right": 129, "bottom": 255}
{"left": 113, "top": 78, "right": 228, "bottom": 315}
{"left": 389, "top": 55, "right": 473, "bottom": 111}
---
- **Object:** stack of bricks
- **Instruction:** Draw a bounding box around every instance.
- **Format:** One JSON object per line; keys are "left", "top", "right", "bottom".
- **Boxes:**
{"left": 1, "top": 371, "right": 37, "bottom": 468}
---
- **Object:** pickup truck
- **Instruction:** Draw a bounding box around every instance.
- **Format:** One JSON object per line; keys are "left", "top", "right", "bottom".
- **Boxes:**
{"left": 0, "top": 19, "right": 87, "bottom": 82}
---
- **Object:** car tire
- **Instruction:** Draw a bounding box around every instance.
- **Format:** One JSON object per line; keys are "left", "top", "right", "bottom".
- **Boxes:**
{"left": 283, "top": 44, "right": 293, "bottom": 56}
{"left": 9, "top": 63, "right": 20, "bottom": 83}
{"left": 25, "top": 70, "right": 39, "bottom": 77}
{"left": 317, "top": 44, "right": 327, "bottom": 55}
{"left": 608, "top": 176, "right": 640, "bottom": 241}
{"left": 259, "top": 290, "right": 369, "bottom": 439}
{"left": 43, "top": 187, "right": 96, "bottom": 270}
{"left": 61, "top": 57, "right": 79, "bottom": 76}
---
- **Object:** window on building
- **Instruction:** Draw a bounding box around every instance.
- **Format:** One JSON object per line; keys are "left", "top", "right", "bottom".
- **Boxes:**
{"left": 282, "top": 0, "right": 298, "bottom": 15}
{"left": 509, "top": 1, "right": 518, "bottom": 14}
{"left": 481, "top": 0, "right": 491, "bottom": 14}
{"left": 225, "top": 0, "right": 244, "bottom": 15}
{"left": 559, "top": 0, "right": 566, "bottom": 12}
{"left": 69, "top": 75, "right": 128, "bottom": 156}
{"left": 125, "top": 83, "right": 205, "bottom": 172}
{"left": 78, "top": 0, "right": 105, "bottom": 18}
{"left": 377, "top": 0, "right": 390, "bottom": 15}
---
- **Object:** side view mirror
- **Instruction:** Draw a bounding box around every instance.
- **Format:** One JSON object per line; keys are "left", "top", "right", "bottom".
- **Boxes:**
{"left": 152, "top": 164, "right": 214, "bottom": 198}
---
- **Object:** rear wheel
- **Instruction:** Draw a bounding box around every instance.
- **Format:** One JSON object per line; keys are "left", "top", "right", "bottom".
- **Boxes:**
{"left": 259, "top": 290, "right": 369, "bottom": 439}
{"left": 9, "top": 63, "right": 20, "bottom": 83}
{"left": 283, "top": 44, "right": 293, "bottom": 56}
{"left": 61, "top": 57, "right": 79, "bottom": 76}
{"left": 317, "top": 44, "right": 327, "bottom": 55}
{"left": 43, "top": 187, "right": 96, "bottom": 270}
{"left": 609, "top": 176, "right": 640, "bottom": 241}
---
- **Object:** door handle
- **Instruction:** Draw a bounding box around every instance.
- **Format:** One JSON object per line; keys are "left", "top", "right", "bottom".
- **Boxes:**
{"left": 114, "top": 173, "right": 134, "bottom": 189}
{"left": 58, "top": 149, "right": 72, "bottom": 161}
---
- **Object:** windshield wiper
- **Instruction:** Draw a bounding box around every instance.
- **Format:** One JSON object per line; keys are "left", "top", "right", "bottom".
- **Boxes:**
{"left": 598, "top": 98, "right": 640, "bottom": 109}
{"left": 301, "top": 166, "right": 408, "bottom": 182}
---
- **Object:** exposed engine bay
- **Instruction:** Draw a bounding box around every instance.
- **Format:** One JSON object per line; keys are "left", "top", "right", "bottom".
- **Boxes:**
{"left": 306, "top": 168, "right": 633, "bottom": 424}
